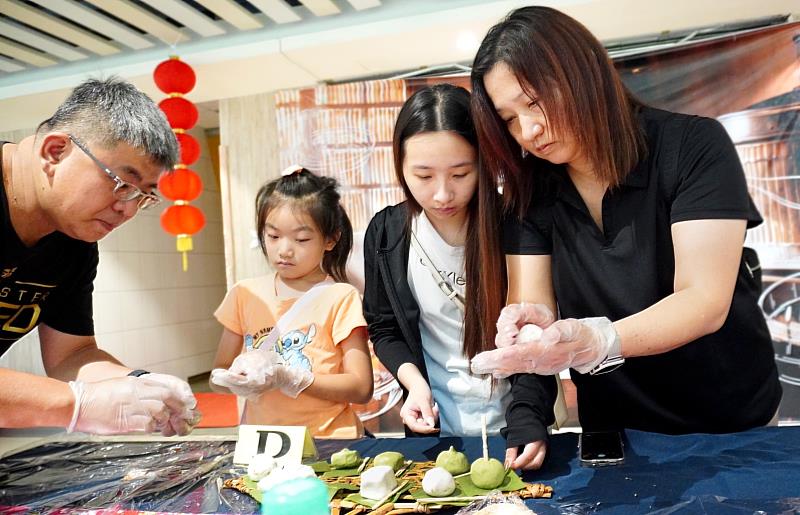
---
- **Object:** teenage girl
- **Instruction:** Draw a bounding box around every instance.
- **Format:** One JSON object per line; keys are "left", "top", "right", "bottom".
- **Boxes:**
{"left": 363, "top": 84, "right": 556, "bottom": 469}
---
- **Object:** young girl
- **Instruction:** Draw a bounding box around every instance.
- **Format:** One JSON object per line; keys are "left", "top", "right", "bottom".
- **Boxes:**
{"left": 210, "top": 168, "right": 374, "bottom": 438}
{"left": 362, "top": 84, "right": 556, "bottom": 469}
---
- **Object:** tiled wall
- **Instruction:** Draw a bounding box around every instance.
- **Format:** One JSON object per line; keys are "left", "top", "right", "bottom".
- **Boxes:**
{"left": 0, "top": 128, "right": 227, "bottom": 381}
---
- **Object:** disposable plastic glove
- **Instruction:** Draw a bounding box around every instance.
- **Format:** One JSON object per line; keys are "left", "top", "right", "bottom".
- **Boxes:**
{"left": 138, "top": 373, "right": 201, "bottom": 436}
{"left": 272, "top": 364, "right": 314, "bottom": 399}
{"left": 210, "top": 349, "right": 314, "bottom": 400}
{"left": 494, "top": 303, "right": 556, "bottom": 348}
{"left": 68, "top": 376, "right": 187, "bottom": 435}
{"left": 210, "top": 348, "right": 282, "bottom": 398}
{"left": 472, "top": 317, "right": 618, "bottom": 377}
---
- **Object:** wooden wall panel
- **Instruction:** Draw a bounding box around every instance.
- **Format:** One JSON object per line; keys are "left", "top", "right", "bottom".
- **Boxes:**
{"left": 218, "top": 92, "right": 279, "bottom": 287}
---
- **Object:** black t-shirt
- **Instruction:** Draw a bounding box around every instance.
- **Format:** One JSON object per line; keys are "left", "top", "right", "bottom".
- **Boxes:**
{"left": 0, "top": 142, "right": 97, "bottom": 356}
{"left": 503, "top": 107, "right": 781, "bottom": 434}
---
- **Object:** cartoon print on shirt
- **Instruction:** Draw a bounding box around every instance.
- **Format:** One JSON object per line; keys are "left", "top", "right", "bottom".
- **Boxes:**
{"left": 276, "top": 324, "right": 316, "bottom": 371}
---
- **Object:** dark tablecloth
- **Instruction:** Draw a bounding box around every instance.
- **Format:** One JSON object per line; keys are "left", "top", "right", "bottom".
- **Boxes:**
{"left": 1, "top": 426, "right": 798, "bottom": 513}
{"left": 350, "top": 426, "right": 800, "bottom": 514}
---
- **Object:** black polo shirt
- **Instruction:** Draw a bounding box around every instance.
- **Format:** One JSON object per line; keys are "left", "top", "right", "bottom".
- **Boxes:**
{"left": 503, "top": 107, "right": 781, "bottom": 434}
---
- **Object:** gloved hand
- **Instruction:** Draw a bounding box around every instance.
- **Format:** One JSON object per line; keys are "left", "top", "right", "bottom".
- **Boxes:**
{"left": 399, "top": 384, "right": 439, "bottom": 434}
{"left": 68, "top": 376, "right": 191, "bottom": 435}
{"left": 210, "top": 349, "right": 314, "bottom": 400}
{"left": 472, "top": 317, "right": 618, "bottom": 377}
{"left": 138, "top": 373, "right": 201, "bottom": 436}
{"left": 495, "top": 303, "right": 556, "bottom": 348}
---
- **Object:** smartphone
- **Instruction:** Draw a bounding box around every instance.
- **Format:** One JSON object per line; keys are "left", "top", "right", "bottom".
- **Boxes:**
{"left": 579, "top": 431, "right": 624, "bottom": 467}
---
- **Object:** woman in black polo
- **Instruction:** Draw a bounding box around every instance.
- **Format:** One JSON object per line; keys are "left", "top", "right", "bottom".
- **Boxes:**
{"left": 468, "top": 6, "right": 781, "bottom": 440}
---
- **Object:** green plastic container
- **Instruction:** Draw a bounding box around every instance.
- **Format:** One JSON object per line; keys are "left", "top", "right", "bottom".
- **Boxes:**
{"left": 261, "top": 476, "right": 329, "bottom": 515}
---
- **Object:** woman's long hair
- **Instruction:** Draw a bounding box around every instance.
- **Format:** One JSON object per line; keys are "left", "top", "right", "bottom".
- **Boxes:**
{"left": 471, "top": 6, "right": 646, "bottom": 215}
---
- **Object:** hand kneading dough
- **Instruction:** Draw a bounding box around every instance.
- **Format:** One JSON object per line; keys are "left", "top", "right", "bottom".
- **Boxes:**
{"left": 360, "top": 465, "right": 398, "bottom": 500}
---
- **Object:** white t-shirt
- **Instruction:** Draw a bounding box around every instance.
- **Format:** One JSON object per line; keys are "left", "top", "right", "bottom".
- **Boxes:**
{"left": 407, "top": 212, "right": 511, "bottom": 436}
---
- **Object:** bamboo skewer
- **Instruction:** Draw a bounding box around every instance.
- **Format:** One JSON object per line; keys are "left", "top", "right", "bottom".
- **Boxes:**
{"left": 356, "top": 456, "right": 371, "bottom": 474}
{"left": 371, "top": 479, "right": 409, "bottom": 511}
{"left": 481, "top": 414, "right": 488, "bottom": 461}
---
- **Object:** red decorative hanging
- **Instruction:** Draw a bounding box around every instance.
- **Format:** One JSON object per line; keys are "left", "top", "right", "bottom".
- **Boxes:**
{"left": 154, "top": 56, "right": 196, "bottom": 95}
{"left": 158, "top": 96, "right": 198, "bottom": 130}
{"left": 154, "top": 55, "right": 204, "bottom": 271}
{"left": 160, "top": 204, "right": 206, "bottom": 235}
{"left": 174, "top": 132, "right": 200, "bottom": 166}
{"left": 158, "top": 167, "right": 202, "bottom": 202}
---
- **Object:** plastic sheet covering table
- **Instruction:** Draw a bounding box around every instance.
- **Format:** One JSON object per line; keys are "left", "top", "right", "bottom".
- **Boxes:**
{"left": 1, "top": 427, "right": 799, "bottom": 514}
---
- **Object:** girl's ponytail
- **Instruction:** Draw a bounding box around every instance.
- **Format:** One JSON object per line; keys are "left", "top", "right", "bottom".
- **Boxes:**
{"left": 323, "top": 203, "right": 353, "bottom": 282}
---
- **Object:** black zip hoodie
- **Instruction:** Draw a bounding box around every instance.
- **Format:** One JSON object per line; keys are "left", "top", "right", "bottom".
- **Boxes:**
{"left": 362, "top": 202, "right": 557, "bottom": 446}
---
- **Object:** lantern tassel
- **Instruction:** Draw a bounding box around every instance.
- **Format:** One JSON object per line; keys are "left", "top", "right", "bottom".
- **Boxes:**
{"left": 176, "top": 234, "right": 194, "bottom": 272}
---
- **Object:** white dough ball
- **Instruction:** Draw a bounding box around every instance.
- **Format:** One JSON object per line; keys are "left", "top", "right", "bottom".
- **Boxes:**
{"left": 422, "top": 467, "right": 456, "bottom": 497}
{"left": 518, "top": 324, "right": 543, "bottom": 344}
{"left": 247, "top": 453, "right": 277, "bottom": 481}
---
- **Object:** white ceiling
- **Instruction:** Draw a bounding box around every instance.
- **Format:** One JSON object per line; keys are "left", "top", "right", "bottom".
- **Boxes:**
{"left": 0, "top": 0, "right": 797, "bottom": 131}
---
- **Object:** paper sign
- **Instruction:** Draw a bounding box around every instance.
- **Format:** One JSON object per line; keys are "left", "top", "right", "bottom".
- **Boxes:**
{"left": 233, "top": 425, "right": 317, "bottom": 466}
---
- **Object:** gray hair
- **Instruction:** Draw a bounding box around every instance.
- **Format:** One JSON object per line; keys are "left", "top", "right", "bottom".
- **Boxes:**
{"left": 38, "top": 77, "right": 178, "bottom": 170}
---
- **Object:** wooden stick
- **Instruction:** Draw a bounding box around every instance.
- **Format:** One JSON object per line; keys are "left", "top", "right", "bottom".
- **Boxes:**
{"left": 481, "top": 414, "right": 488, "bottom": 461}
{"left": 356, "top": 456, "right": 371, "bottom": 474}
{"left": 415, "top": 494, "right": 489, "bottom": 503}
{"left": 393, "top": 502, "right": 443, "bottom": 512}
{"left": 371, "top": 504, "right": 395, "bottom": 515}
{"left": 372, "top": 480, "right": 409, "bottom": 511}
{"left": 395, "top": 460, "right": 413, "bottom": 477}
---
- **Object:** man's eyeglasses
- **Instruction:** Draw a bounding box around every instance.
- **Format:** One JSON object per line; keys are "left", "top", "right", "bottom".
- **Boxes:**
{"left": 68, "top": 135, "right": 162, "bottom": 210}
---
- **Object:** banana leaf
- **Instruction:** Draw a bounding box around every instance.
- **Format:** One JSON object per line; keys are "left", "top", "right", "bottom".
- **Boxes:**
{"left": 344, "top": 481, "right": 412, "bottom": 508}
{"left": 321, "top": 466, "right": 362, "bottom": 478}
{"left": 454, "top": 469, "right": 527, "bottom": 496}
{"left": 239, "top": 477, "right": 263, "bottom": 503}
{"left": 308, "top": 460, "right": 332, "bottom": 473}
{"left": 325, "top": 481, "right": 359, "bottom": 501}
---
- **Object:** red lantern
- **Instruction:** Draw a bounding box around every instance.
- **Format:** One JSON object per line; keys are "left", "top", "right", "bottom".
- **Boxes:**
{"left": 160, "top": 204, "right": 206, "bottom": 236}
{"left": 158, "top": 168, "right": 202, "bottom": 202}
{"left": 158, "top": 96, "right": 198, "bottom": 130}
{"left": 154, "top": 57, "right": 196, "bottom": 95}
{"left": 154, "top": 55, "right": 204, "bottom": 271}
{"left": 174, "top": 132, "right": 200, "bottom": 166}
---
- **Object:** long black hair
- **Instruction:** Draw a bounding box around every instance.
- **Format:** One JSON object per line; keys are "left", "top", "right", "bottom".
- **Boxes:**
{"left": 391, "top": 83, "right": 498, "bottom": 359}
{"left": 255, "top": 169, "right": 353, "bottom": 282}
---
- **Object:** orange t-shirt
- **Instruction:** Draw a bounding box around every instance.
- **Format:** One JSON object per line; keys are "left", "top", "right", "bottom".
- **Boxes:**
{"left": 214, "top": 274, "right": 367, "bottom": 438}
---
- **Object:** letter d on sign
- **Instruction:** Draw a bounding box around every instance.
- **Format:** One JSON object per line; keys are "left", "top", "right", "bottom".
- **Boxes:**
{"left": 256, "top": 430, "right": 291, "bottom": 458}
{"left": 233, "top": 425, "right": 317, "bottom": 467}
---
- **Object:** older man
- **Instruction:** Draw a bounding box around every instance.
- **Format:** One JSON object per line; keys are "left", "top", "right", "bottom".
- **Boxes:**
{"left": 0, "top": 78, "right": 198, "bottom": 436}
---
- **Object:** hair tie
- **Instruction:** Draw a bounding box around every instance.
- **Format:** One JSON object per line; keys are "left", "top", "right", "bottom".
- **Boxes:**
{"left": 281, "top": 164, "right": 304, "bottom": 177}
